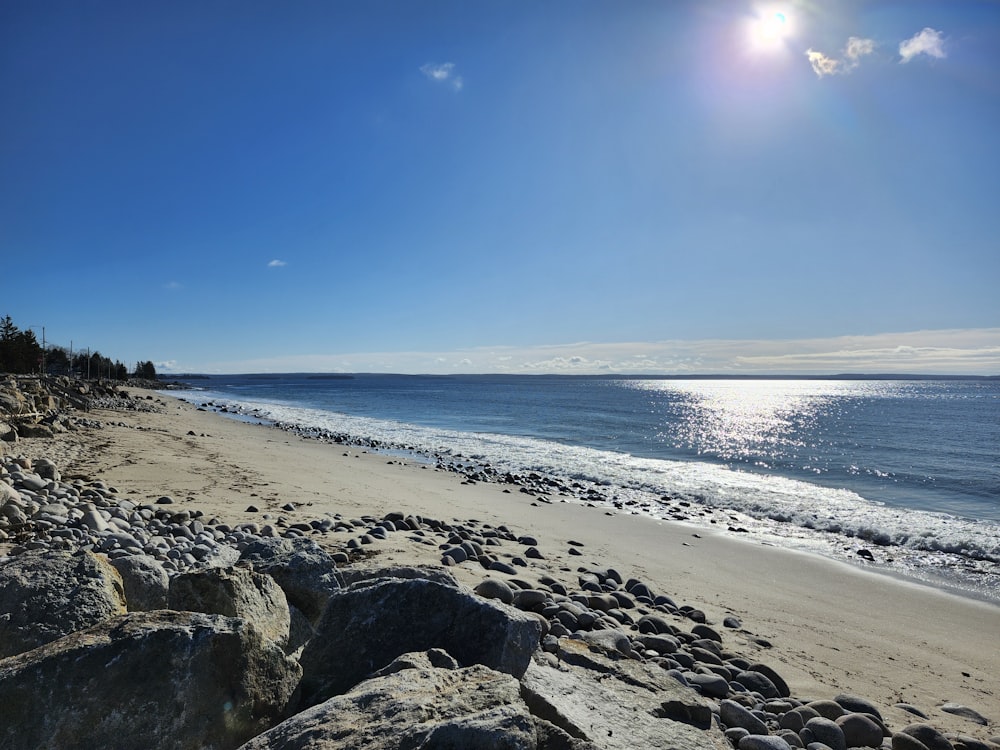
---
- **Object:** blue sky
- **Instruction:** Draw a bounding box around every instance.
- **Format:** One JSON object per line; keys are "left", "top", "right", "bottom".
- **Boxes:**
{"left": 2, "top": 1, "right": 998, "bottom": 374}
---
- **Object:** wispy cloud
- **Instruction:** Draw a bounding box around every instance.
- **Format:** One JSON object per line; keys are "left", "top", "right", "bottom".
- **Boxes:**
{"left": 188, "top": 329, "right": 1000, "bottom": 376}
{"left": 899, "top": 28, "right": 945, "bottom": 63}
{"left": 267, "top": 259, "right": 287, "bottom": 268}
{"left": 806, "top": 36, "right": 875, "bottom": 77}
{"left": 420, "top": 62, "right": 463, "bottom": 91}
{"left": 163, "top": 281, "right": 182, "bottom": 290}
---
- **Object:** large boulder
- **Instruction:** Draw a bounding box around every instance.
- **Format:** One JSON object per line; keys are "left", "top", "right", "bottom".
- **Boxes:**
{"left": 0, "top": 549, "right": 126, "bottom": 658}
{"left": 0, "top": 610, "right": 302, "bottom": 750}
{"left": 239, "top": 652, "right": 536, "bottom": 750}
{"left": 519, "top": 638, "right": 730, "bottom": 750}
{"left": 110, "top": 554, "right": 170, "bottom": 611}
{"left": 298, "top": 577, "right": 542, "bottom": 708}
{"left": 238, "top": 537, "right": 340, "bottom": 623}
{"left": 169, "top": 564, "right": 290, "bottom": 647}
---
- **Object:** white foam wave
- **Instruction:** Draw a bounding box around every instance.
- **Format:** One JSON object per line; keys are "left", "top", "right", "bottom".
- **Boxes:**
{"left": 177, "top": 390, "right": 1000, "bottom": 570}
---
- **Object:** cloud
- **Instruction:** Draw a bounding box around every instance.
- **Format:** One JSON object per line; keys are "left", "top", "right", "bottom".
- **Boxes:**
{"left": 267, "top": 259, "right": 287, "bottom": 268}
{"left": 806, "top": 36, "right": 875, "bottom": 77}
{"left": 420, "top": 62, "right": 463, "bottom": 91}
{"left": 900, "top": 28, "right": 945, "bottom": 63}
{"left": 806, "top": 49, "right": 841, "bottom": 77}
{"left": 163, "top": 281, "right": 182, "bottom": 290}
{"left": 156, "top": 360, "right": 177, "bottom": 371}
{"left": 188, "top": 329, "right": 1000, "bottom": 376}
{"left": 845, "top": 36, "right": 875, "bottom": 62}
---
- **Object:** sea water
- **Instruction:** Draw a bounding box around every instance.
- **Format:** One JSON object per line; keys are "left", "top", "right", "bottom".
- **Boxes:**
{"left": 167, "top": 374, "right": 1000, "bottom": 603}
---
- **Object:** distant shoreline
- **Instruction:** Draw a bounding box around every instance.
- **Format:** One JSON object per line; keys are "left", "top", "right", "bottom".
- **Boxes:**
{"left": 162, "top": 372, "right": 1000, "bottom": 381}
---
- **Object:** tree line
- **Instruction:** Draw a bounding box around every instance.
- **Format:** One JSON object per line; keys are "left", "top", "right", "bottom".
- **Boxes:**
{"left": 0, "top": 315, "right": 157, "bottom": 380}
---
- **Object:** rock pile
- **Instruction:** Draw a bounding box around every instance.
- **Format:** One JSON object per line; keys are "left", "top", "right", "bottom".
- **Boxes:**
{"left": 0, "top": 453, "right": 997, "bottom": 750}
{"left": 0, "top": 375, "right": 158, "bottom": 446}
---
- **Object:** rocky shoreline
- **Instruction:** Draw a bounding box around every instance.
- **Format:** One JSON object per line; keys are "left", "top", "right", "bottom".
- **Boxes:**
{"left": 0, "top": 379, "right": 997, "bottom": 749}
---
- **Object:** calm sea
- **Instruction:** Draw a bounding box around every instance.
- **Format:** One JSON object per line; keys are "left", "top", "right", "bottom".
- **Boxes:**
{"left": 168, "top": 375, "right": 1000, "bottom": 603}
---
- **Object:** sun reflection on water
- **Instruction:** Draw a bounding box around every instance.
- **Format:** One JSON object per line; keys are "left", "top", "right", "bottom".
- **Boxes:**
{"left": 627, "top": 379, "right": 890, "bottom": 466}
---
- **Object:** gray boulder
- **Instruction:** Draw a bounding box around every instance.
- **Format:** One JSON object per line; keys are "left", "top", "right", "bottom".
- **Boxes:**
{"left": 519, "top": 637, "right": 730, "bottom": 750}
{"left": 239, "top": 654, "right": 535, "bottom": 750}
{"left": 111, "top": 554, "right": 169, "bottom": 611}
{"left": 0, "top": 610, "right": 301, "bottom": 750}
{"left": 238, "top": 537, "right": 340, "bottom": 623}
{"left": 298, "top": 577, "right": 541, "bottom": 707}
{"left": 337, "top": 563, "right": 458, "bottom": 588}
{"left": 169, "top": 564, "right": 290, "bottom": 647}
{"left": 0, "top": 549, "right": 126, "bottom": 658}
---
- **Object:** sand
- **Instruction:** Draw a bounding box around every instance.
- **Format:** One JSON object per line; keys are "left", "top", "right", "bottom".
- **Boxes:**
{"left": 11, "top": 388, "right": 999, "bottom": 739}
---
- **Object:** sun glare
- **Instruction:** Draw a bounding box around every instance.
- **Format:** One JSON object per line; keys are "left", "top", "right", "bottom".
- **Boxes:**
{"left": 747, "top": 7, "right": 793, "bottom": 53}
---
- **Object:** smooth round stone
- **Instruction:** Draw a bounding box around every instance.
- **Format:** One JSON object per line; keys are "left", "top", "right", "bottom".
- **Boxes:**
{"left": 686, "top": 672, "right": 729, "bottom": 698}
{"left": 898, "top": 724, "right": 954, "bottom": 750}
{"left": 802, "top": 717, "right": 846, "bottom": 750}
{"left": 739, "top": 736, "right": 793, "bottom": 750}
{"left": 891, "top": 732, "right": 933, "bottom": 750}
{"left": 780, "top": 707, "right": 821, "bottom": 732}
{"left": 487, "top": 561, "right": 518, "bottom": 575}
{"left": 775, "top": 729, "right": 803, "bottom": 748}
{"left": 512, "top": 589, "right": 548, "bottom": 610}
{"left": 806, "top": 700, "right": 846, "bottom": 720}
{"left": 735, "top": 670, "right": 781, "bottom": 699}
{"left": 836, "top": 713, "right": 884, "bottom": 748}
{"left": 722, "top": 699, "right": 770, "bottom": 735}
{"left": 749, "top": 662, "right": 792, "bottom": 698}
{"left": 474, "top": 578, "right": 514, "bottom": 605}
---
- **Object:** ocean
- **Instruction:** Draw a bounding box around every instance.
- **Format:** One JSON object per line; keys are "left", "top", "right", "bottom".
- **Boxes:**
{"left": 166, "top": 374, "right": 1000, "bottom": 603}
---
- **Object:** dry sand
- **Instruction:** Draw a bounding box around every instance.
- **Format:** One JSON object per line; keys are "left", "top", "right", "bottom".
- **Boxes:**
{"left": 11, "top": 388, "right": 999, "bottom": 739}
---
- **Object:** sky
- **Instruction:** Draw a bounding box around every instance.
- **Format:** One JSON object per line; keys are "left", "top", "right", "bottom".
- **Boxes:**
{"left": 2, "top": 0, "right": 998, "bottom": 375}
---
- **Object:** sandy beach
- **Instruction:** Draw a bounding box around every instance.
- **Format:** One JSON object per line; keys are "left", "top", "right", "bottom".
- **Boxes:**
{"left": 11, "top": 387, "right": 999, "bottom": 741}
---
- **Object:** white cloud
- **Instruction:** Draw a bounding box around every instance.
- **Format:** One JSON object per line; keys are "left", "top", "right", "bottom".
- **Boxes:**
{"left": 806, "top": 36, "right": 874, "bottom": 77}
{"left": 806, "top": 48, "right": 840, "bottom": 77}
{"left": 420, "top": 62, "right": 464, "bottom": 91}
{"left": 267, "top": 259, "right": 287, "bottom": 268}
{"left": 163, "top": 281, "right": 182, "bottom": 290}
{"left": 845, "top": 36, "right": 875, "bottom": 62}
{"left": 156, "top": 360, "right": 177, "bottom": 371}
{"left": 189, "top": 329, "right": 1000, "bottom": 376}
{"left": 900, "top": 28, "right": 945, "bottom": 63}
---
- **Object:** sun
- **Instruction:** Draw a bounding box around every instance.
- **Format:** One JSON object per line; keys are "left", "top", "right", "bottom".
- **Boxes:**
{"left": 747, "top": 7, "right": 794, "bottom": 52}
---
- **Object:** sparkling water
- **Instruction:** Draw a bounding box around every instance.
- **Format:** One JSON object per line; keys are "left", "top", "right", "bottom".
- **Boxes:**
{"left": 169, "top": 374, "right": 1000, "bottom": 602}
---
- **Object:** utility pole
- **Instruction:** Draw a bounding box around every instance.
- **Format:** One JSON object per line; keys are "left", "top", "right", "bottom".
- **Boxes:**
{"left": 41, "top": 326, "right": 46, "bottom": 375}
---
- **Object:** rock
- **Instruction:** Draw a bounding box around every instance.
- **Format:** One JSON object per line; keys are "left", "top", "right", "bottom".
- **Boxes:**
{"left": 806, "top": 700, "right": 847, "bottom": 720}
{"left": 892, "top": 733, "right": 934, "bottom": 750}
{"left": 749, "top": 662, "right": 791, "bottom": 698}
{"left": 734, "top": 669, "right": 782, "bottom": 699}
{"left": 18, "top": 424, "right": 53, "bottom": 439}
{"left": 834, "top": 693, "right": 883, "bottom": 721}
{"left": 802, "top": 717, "right": 847, "bottom": 750}
{"left": 239, "top": 658, "right": 536, "bottom": 750}
{"left": 739, "top": 736, "right": 794, "bottom": 750}
{"left": 836, "top": 712, "right": 885, "bottom": 748}
{"left": 721, "top": 698, "right": 770, "bottom": 736}
{"left": 520, "top": 639, "right": 730, "bottom": 750}
{"left": 0, "top": 610, "right": 300, "bottom": 750}
{"left": 579, "top": 629, "right": 634, "bottom": 657}
{"left": 941, "top": 704, "right": 989, "bottom": 725}
{"left": 0, "top": 549, "right": 126, "bottom": 658}
{"left": 899, "top": 724, "right": 956, "bottom": 750}
{"left": 238, "top": 537, "right": 340, "bottom": 623}
{"left": 298, "top": 577, "right": 542, "bottom": 707}
{"left": 475, "top": 578, "right": 515, "bottom": 605}
{"left": 110, "top": 554, "right": 170, "bottom": 611}
{"left": 336, "top": 564, "right": 458, "bottom": 588}
{"left": 169, "top": 565, "right": 290, "bottom": 647}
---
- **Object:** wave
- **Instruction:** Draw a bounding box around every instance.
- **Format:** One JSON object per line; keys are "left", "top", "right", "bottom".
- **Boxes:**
{"left": 178, "top": 390, "right": 1000, "bottom": 567}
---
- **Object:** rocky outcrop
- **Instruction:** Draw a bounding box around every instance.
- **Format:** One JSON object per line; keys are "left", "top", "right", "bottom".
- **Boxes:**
{"left": 169, "top": 563, "right": 291, "bottom": 647}
{"left": 0, "top": 610, "right": 301, "bottom": 750}
{"left": 0, "top": 549, "right": 126, "bottom": 658}
{"left": 238, "top": 537, "right": 341, "bottom": 623}
{"left": 297, "top": 576, "right": 542, "bottom": 708}
{"left": 239, "top": 652, "right": 537, "bottom": 750}
{"left": 110, "top": 553, "right": 170, "bottom": 611}
{"left": 521, "top": 638, "right": 729, "bottom": 750}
